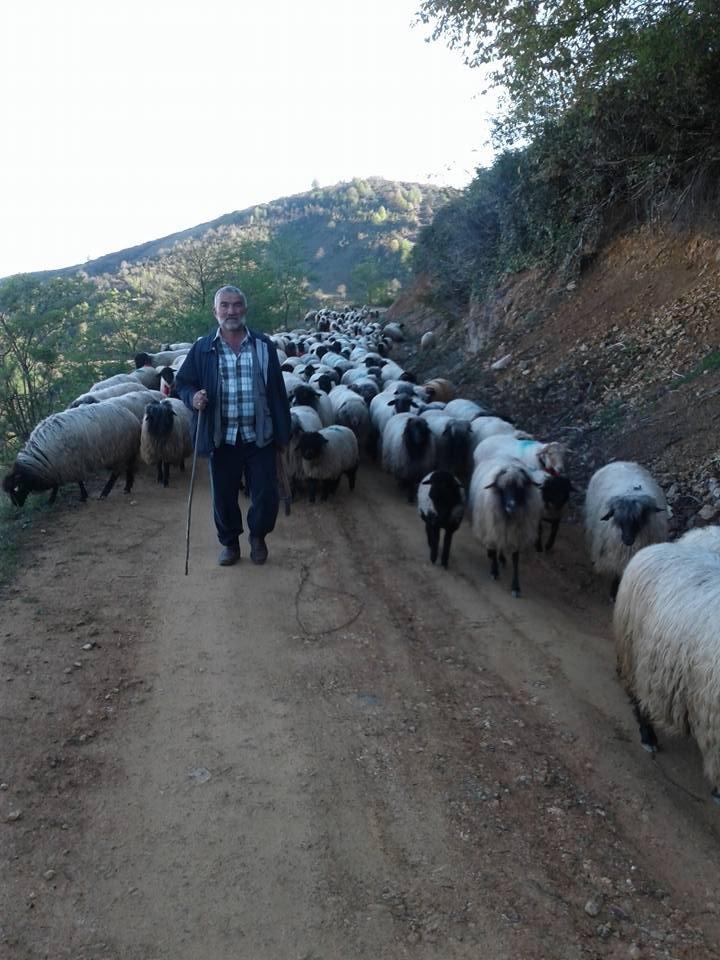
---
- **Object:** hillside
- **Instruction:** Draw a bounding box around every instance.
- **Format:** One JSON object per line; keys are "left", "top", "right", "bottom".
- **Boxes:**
{"left": 31, "top": 178, "right": 458, "bottom": 298}
{"left": 390, "top": 223, "right": 720, "bottom": 534}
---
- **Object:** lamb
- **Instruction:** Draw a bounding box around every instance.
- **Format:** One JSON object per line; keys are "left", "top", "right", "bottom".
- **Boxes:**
{"left": 613, "top": 527, "right": 720, "bottom": 802}
{"left": 423, "top": 415, "right": 473, "bottom": 481}
{"left": 584, "top": 461, "right": 668, "bottom": 598}
{"left": 469, "top": 456, "right": 543, "bottom": 597}
{"left": 3, "top": 404, "right": 141, "bottom": 505}
{"left": 535, "top": 473, "right": 573, "bottom": 552}
{"left": 417, "top": 470, "right": 465, "bottom": 569}
{"left": 297, "top": 425, "right": 360, "bottom": 502}
{"left": 381, "top": 413, "right": 437, "bottom": 502}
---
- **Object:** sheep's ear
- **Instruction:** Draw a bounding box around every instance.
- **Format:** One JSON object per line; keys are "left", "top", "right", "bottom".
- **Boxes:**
{"left": 484, "top": 481, "right": 497, "bottom": 490}
{"left": 388, "top": 399, "right": 397, "bottom": 407}
{"left": 420, "top": 477, "right": 432, "bottom": 485}
{"left": 600, "top": 509, "right": 614, "bottom": 521}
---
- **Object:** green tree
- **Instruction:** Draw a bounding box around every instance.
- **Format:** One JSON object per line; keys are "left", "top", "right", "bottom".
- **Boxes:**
{"left": 0, "top": 274, "right": 96, "bottom": 442}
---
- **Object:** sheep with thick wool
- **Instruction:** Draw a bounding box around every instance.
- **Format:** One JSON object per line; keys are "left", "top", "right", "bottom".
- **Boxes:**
{"left": 71, "top": 381, "right": 151, "bottom": 407}
{"left": 584, "top": 461, "right": 668, "bottom": 598}
{"left": 328, "top": 385, "right": 371, "bottom": 447}
{"left": 290, "top": 383, "right": 334, "bottom": 427}
{"left": 443, "top": 398, "right": 488, "bottom": 421}
{"left": 422, "top": 378, "right": 455, "bottom": 404}
{"left": 297, "top": 425, "right": 359, "bottom": 502}
{"left": 3, "top": 404, "right": 141, "bottom": 505}
{"left": 473, "top": 435, "right": 568, "bottom": 476}
{"left": 613, "top": 526, "right": 720, "bottom": 802}
{"left": 140, "top": 398, "right": 193, "bottom": 487}
{"left": 417, "top": 470, "right": 465, "bottom": 569}
{"left": 381, "top": 413, "right": 437, "bottom": 502}
{"left": 283, "top": 405, "right": 323, "bottom": 498}
{"left": 469, "top": 456, "right": 543, "bottom": 597}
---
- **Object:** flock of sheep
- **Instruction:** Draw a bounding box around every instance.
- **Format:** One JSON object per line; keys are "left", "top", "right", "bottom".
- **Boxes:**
{"left": 1, "top": 306, "right": 719, "bottom": 805}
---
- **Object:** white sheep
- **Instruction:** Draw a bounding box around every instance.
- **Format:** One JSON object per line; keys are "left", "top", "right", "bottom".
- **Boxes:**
{"left": 3, "top": 404, "right": 141, "bottom": 505}
{"left": 104, "top": 389, "right": 164, "bottom": 423}
{"left": 584, "top": 461, "right": 668, "bottom": 598}
{"left": 70, "top": 381, "right": 150, "bottom": 407}
{"left": 297, "top": 425, "right": 360, "bottom": 502}
{"left": 140, "top": 398, "right": 193, "bottom": 486}
{"left": 289, "top": 383, "right": 334, "bottom": 427}
{"left": 442, "top": 398, "right": 488, "bottom": 421}
{"left": 469, "top": 456, "right": 543, "bottom": 597}
{"left": 283, "top": 405, "right": 323, "bottom": 498}
{"left": 417, "top": 470, "right": 465, "bottom": 569}
{"left": 328, "top": 385, "right": 371, "bottom": 447}
{"left": 473, "top": 434, "right": 568, "bottom": 476}
{"left": 381, "top": 413, "right": 437, "bottom": 502}
{"left": 613, "top": 526, "right": 720, "bottom": 802}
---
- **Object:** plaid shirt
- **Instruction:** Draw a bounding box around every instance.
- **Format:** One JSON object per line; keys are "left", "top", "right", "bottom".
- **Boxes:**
{"left": 215, "top": 331, "right": 256, "bottom": 444}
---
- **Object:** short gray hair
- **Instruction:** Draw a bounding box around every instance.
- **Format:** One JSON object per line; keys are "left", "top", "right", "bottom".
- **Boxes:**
{"left": 213, "top": 285, "right": 247, "bottom": 311}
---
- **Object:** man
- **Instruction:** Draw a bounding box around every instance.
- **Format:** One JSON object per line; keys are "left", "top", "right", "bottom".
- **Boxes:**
{"left": 175, "top": 285, "right": 291, "bottom": 566}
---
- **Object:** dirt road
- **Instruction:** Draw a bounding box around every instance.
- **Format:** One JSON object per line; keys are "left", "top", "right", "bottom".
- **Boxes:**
{"left": 2, "top": 463, "right": 719, "bottom": 959}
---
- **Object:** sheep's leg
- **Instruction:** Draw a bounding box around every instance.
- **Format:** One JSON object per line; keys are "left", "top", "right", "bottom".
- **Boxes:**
{"left": 78, "top": 482, "right": 88, "bottom": 502}
{"left": 545, "top": 519, "right": 560, "bottom": 551}
{"left": 440, "top": 527, "right": 454, "bottom": 569}
{"left": 630, "top": 696, "right": 658, "bottom": 753}
{"left": 488, "top": 549, "right": 500, "bottom": 580}
{"left": 610, "top": 575, "right": 621, "bottom": 601}
{"left": 347, "top": 467, "right": 357, "bottom": 491}
{"left": 124, "top": 463, "right": 136, "bottom": 494}
{"left": 99, "top": 472, "right": 119, "bottom": 499}
{"left": 307, "top": 478, "right": 318, "bottom": 503}
{"left": 162, "top": 462, "right": 170, "bottom": 487}
{"left": 426, "top": 520, "right": 440, "bottom": 564}
{"left": 510, "top": 551, "right": 521, "bottom": 597}
{"left": 156, "top": 463, "right": 164, "bottom": 484}
{"left": 45, "top": 486, "right": 58, "bottom": 505}
{"left": 535, "top": 520, "right": 543, "bottom": 553}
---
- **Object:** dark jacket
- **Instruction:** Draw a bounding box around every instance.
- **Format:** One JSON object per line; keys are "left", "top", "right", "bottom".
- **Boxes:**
{"left": 174, "top": 328, "right": 291, "bottom": 457}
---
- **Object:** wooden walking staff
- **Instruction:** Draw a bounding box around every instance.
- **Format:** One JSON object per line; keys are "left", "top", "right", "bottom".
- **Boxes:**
{"left": 184, "top": 409, "right": 203, "bottom": 575}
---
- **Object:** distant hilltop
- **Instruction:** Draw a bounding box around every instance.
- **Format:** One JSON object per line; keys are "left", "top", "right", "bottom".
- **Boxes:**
{"left": 28, "top": 178, "right": 458, "bottom": 298}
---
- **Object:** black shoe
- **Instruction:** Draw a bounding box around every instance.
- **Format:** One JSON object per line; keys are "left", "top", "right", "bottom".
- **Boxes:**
{"left": 249, "top": 536, "right": 268, "bottom": 565}
{"left": 218, "top": 544, "right": 240, "bottom": 566}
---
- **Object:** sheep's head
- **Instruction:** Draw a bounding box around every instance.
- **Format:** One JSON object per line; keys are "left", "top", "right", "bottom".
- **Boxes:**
{"left": 3, "top": 468, "right": 31, "bottom": 507}
{"left": 601, "top": 495, "right": 664, "bottom": 546}
{"left": 485, "top": 464, "right": 541, "bottom": 516}
{"left": 541, "top": 474, "right": 573, "bottom": 510}
{"left": 298, "top": 431, "right": 328, "bottom": 462}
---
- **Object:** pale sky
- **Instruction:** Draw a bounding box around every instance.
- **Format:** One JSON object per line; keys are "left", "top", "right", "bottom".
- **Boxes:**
{"left": 0, "top": 0, "right": 497, "bottom": 278}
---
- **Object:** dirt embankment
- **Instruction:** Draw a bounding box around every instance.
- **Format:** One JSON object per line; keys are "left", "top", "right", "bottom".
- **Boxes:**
{"left": 390, "top": 224, "right": 720, "bottom": 533}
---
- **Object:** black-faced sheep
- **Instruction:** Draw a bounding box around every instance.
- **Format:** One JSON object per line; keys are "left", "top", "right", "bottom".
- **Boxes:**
{"left": 535, "top": 473, "right": 574, "bottom": 552}
{"left": 417, "top": 470, "right": 466, "bottom": 569}
{"left": 469, "top": 457, "right": 543, "bottom": 597}
{"left": 584, "top": 461, "right": 668, "bottom": 599}
{"left": 3, "top": 404, "right": 141, "bottom": 505}
{"left": 327, "top": 385, "right": 371, "bottom": 447}
{"left": 289, "top": 384, "right": 334, "bottom": 427}
{"left": 613, "top": 526, "right": 720, "bottom": 803}
{"left": 297, "top": 425, "right": 359, "bottom": 502}
{"left": 140, "top": 398, "right": 193, "bottom": 486}
{"left": 381, "top": 413, "right": 437, "bottom": 503}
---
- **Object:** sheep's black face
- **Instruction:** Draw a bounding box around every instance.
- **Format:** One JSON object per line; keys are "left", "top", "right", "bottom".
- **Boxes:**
{"left": 404, "top": 418, "right": 431, "bottom": 458}
{"left": 292, "top": 385, "right": 318, "bottom": 409}
{"left": 3, "top": 471, "right": 29, "bottom": 507}
{"left": 604, "top": 495, "right": 661, "bottom": 546}
{"left": 144, "top": 400, "right": 175, "bottom": 439}
{"left": 298, "top": 433, "right": 328, "bottom": 461}
{"left": 542, "top": 475, "right": 572, "bottom": 510}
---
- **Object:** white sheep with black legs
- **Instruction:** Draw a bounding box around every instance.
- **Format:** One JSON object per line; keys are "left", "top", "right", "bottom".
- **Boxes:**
{"left": 104, "top": 389, "right": 164, "bottom": 422}
{"left": 473, "top": 434, "right": 568, "bottom": 477}
{"left": 70, "top": 381, "right": 151, "bottom": 407}
{"left": 140, "top": 398, "right": 193, "bottom": 487}
{"left": 469, "top": 456, "right": 543, "bottom": 597}
{"left": 297, "top": 425, "right": 359, "bottom": 502}
{"left": 417, "top": 470, "right": 465, "bottom": 569}
{"left": 584, "top": 461, "right": 668, "bottom": 598}
{"left": 3, "top": 404, "right": 141, "bottom": 505}
{"left": 613, "top": 526, "right": 720, "bottom": 803}
{"left": 381, "top": 413, "right": 437, "bottom": 502}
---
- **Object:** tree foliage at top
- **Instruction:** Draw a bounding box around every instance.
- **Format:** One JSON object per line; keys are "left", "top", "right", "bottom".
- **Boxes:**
{"left": 417, "top": 0, "right": 720, "bottom": 142}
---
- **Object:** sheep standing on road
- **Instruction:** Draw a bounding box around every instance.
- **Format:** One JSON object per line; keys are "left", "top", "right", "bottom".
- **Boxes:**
{"left": 417, "top": 470, "right": 465, "bottom": 569}
{"left": 140, "top": 398, "right": 193, "bottom": 487}
{"left": 297, "top": 425, "right": 359, "bottom": 503}
{"left": 584, "top": 461, "right": 668, "bottom": 598}
{"left": 3, "top": 404, "right": 141, "bottom": 505}
{"left": 469, "top": 457, "right": 543, "bottom": 597}
{"left": 381, "top": 413, "right": 437, "bottom": 502}
{"left": 613, "top": 527, "right": 720, "bottom": 803}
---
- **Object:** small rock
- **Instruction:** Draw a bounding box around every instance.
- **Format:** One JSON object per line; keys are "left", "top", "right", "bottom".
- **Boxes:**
{"left": 491, "top": 353, "right": 512, "bottom": 371}
{"left": 82, "top": 643, "right": 95, "bottom": 651}
{"left": 699, "top": 504, "right": 717, "bottom": 520}
{"left": 44, "top": 869, "right": 56, "bottom": 881}
{"left": 596, "top": 923, "right": 613, "bottom": 940}
{"left": 628, "top": 945, "right": 642, "bottom": 959}
{"left": 0, "top": 782, "right": 8, "bottom": 790}
{"left": 585, "top": 898, "right": 602, "bottom": 917}
{"left": 6, "top": 810, "right": 22, "bottom": 822}
{"left": 63, "top": 667, "right": 72, "bottom": 675}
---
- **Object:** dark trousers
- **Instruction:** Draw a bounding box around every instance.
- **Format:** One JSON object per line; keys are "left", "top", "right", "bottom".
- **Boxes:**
{"left": 209, "top": 441, "right": 279, "bottom": 547}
